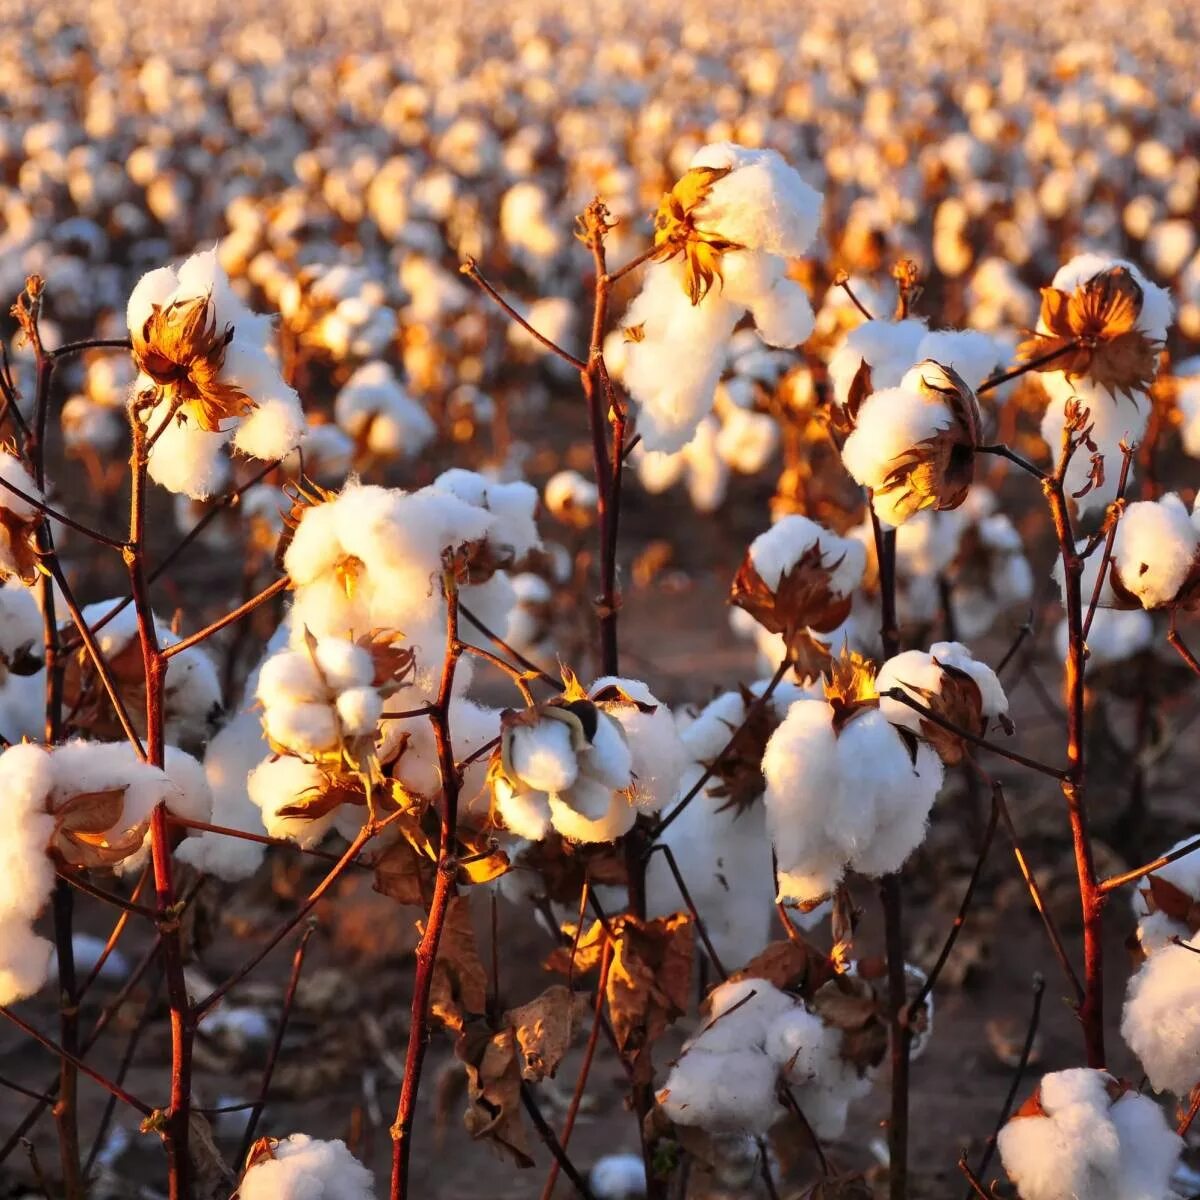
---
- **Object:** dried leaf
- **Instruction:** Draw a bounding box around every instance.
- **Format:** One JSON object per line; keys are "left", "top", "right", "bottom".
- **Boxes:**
{"left": 730, "top": 938, "right": 835, "bottom": 996}
{"left": 457, "top": 1020, "right": 533, "bottom": 1167}
{"left": 49, "top": 786, "right": 146, "bottom": 869}
{"left": 503, "top": 985, "right": 588, "bottom": 1082}
{"left": 430, "top": 897, "right": 489, "bottom": 1032}
{"left": 373, "top": 839, "right": 434, "bottom": 908}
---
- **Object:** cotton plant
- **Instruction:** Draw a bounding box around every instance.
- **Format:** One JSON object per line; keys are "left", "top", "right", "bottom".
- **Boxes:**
{"left": 621, "top": 142, "right": 823, "bottom": 453}
{"left": 996, "top": 1069, "right": 1182, "bottom": 1200}
{"left": 1025, "top": 255, "right": 1173, "bottom": 513}
{"left": 762, "top": 650, "right": 944, "bottom": 904}
{"left": 659, "top": 971, "right": 915, "bottom": 1143}
{"left": 1106, "top": 493, "right": 1200, "bottom": 611}
{"left": 841, "top": 359, "right": 985, "bottom": 527}
{"left": 282, "top": 469, "right": 538, "bottom": 698}
{"left": 0, "top": 740, "right": 211, "bottom": 1004}
{"left": 489, "top": 673, "right": 682, "bottom": 843}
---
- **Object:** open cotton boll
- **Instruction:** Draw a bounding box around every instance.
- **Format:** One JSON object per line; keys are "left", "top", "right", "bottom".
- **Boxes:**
{"left": 232, "top": 393, "right": 306, "bottom": 461}
{"left": 146, "top": 408, "right": 229, "bottom": 500}
{"left": 748, "top": 514, "right": 866, "bottom": 599}
{"left": 0, "top": 743, "right": 57, "bottom": 1004}
{"left": 1047, "top": 254, "right": 1173, "bottom": 344}
{"left": 621, "top": 257, "right": 739, "bottom": 454}
{"left": 1111, "top": 494, "right": 1199, "bottom": 609}
{"left": 997, "top": 1069, "right": 1181, "bottom": 1200}
{"left": 658, "top": 1046, "right": 782, "bottom": 1134}
{"left": 175, "top": 711, "right": 270, "bottom": 880}
{"left": 719, "top": 253, "right": 815, "bottom": 349}
{"left": 238, "top": 1133, "right": 376, "bottom": 1200}
{"left": 335, "top": 362, "right": 435, "bottom": 461}
{"left": 687, "top": 142, "right": 823, "bottom": 258}
{"left": 878, "top": 642, "right": 1008, "bottom": 739}
{"left": 493, "top": 776, "right": 552, "bottom": 841}
{"left": 827, "top": 318, "right": 928, "bottom": 406}
{"left": 716, "top": 406, "right": 778, "bottom": 474}
{"left": 764, "top": 698, "right": 943, "bottom": 903}
{"left": 841, "top": 386, "right": 954, "bottom": 527}
{"left": 247, "top": 757, "right": 334, "bottom": 847}
{"left": 430, "top": 469, "right": 541, "bottom": 562}
{"left": 1121, "top": 934, "right": 1200, "bottom": 1096}
{"left": 589, "top": 677, "right": 685, "bottom": 812}
{"left": 914, "top": 329, "right": 1006, "bottom": 392}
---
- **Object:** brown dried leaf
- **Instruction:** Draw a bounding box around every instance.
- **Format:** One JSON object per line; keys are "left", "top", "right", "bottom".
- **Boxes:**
{"left": 607, "top": 914, "right": 694, "bottom": 1058}
{"left": 49, "top": 786, "right": 146, "bottom": 869}
{"left": 810, "top": 974, "right": 888, "bottom": 1072}
{"left": 503, "top": 985, "right": 588, "bottom": 1082}
{"left": 730, "top": 937, "right": 835, "bottom": 996}
{"left": 373, "top": 839, "right": 434, "bottom": 908}
{"left": 457, "top": 1020, "right": 533, "bottom": 1167}
{"left": 430, "top": 897, "right": 489, "bottom": 1032}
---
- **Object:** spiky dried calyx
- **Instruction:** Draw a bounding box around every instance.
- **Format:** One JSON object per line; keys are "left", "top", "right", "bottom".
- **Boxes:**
{"left": 888, "top": 657, "right": 987, "bottom": 766}
{"left": 1018, "top": 266, "right": 1162, "bottom": 399}
{"left": 823, "top": 648, "right": 880, "bottom": 732}
{"left": 652, "top": 165, "right": 742, "bottom": 306}
{"left": 131, "top": 292, "right": 257, "bottom": 431}
{"left": 730, "top": 543, "right": 854, "bottom": 681}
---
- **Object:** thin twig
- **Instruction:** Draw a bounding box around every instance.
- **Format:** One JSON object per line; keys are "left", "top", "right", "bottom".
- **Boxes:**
{"left": 1099, "top": 833, "right": 1200, "bottom": 894}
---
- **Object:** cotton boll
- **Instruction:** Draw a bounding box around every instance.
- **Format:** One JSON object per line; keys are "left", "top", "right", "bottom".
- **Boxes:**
{"left": 687, "top": 142, "right": 822, "bottom": 259}
{"left": 914, "top": 329, "right": 1005, "bottom": 392}
{"left": 547, "top": 787, "right": 635, "bottom": 843}
{"left": 147, "top": 412, "right": 229, "bottom": 500}
{"left": 701, "top": 978, "right": 797, "bottom": 1051}
{"left": 0, "top": 581, "right": 43, "bottom": 676}
{"left": 430, "top": 469, "right": 540, "bottom": 561}
{"left": 312, "top": 639, "right": 373, "bottom": 692}
{"left": 841, "top": 386, "right": 954, "bottom": 527}
{"left": 237, "top": 1133, "right": 375, "bottom": 1200}
{"left": 1130, "top": 836, "right": 1200, "bottom": 951}
{"left": 998, "top": 1069, "right": 1181, "bottom": 1200}
{"left": 622, "top": 257, "right": 740, "bottom": 453}
{"left": 748, "top": 514, "right": 866, "bottom": 599}
{"left": 335, "top": 363, "right": 435, "bottom": 461}
{"left": 256, "top": 650, "right": 327, "bottom": 709}
{"left": 335, "top": 688, "right": 383, "bottom": 737}
{"left": 1121, "top": 935, "right": 1200, "bottom": 1096}
{"left": 658, "top": 1046, "right": 781, "bottom": 1134}
{"left": 264, "top": 700, "right": 341, "bottom": 755}
{"left": 247, "top": 757, "right": 334, "bottom": 847}
{"left": 1111, "top": 494, "right": 1198, "bottom": 609}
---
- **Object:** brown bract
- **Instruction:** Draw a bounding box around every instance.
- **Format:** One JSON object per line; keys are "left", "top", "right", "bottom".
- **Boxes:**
{"left": 810, "top": 973, "right": 889, "bottom": 1073}
{"left": 1018, "top": 266, "right": 1161, "bottom": 399}
{"left": 894, "top": 658, "right": 986, "bottom": 766}
{"left": 49, "top": 785, "right": 146, "bottom": 869}
{"left": 652, "top": 165, "right": 742, "bottom": 306}
{"left": 731, "top": 543, "right": 855, "bottom": 663}
{"left": 0, "top": 507, "right": 42, "bottom": 585}
{"left": 132, "top": 292, "right": 257, "bottom": 432}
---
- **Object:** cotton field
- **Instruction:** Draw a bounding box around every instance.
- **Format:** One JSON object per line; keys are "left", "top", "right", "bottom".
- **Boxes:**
{"left": 2, "top": 0, "right": 1200, "bottom": 1197}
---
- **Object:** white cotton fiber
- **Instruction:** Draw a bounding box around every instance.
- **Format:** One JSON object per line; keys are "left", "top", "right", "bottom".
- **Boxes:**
{"left": 1112, "top": 494, "right": 1198, "bottom": 609}
{"left": 238, "top": 1133, "right": 375, "bottom": 1200}
{"left": 1122, "top": 934, "right": 1200, "bottom": 1096}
